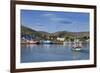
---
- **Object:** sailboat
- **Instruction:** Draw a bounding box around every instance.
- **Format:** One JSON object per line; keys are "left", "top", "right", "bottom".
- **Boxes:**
{"left": 72, "top": 39, "right": 82, "bottom": 51}
{"left": 72, "top": 32, "right": 83, "bottom": 51}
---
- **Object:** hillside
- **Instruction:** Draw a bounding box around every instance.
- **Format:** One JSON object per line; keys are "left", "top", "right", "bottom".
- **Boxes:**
{"left": 52, "top": 31, "right": 89, "bottom": 38}
{"left": 21, "top": 25, "right": 89, "bottom": 40}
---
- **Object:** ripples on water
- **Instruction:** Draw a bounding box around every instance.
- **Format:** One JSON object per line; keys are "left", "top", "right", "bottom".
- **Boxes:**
{"left": 21, "top": 43, "right": 89, "bottom": 63}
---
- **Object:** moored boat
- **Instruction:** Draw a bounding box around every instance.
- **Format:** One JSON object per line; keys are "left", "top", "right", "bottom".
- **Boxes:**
{"left": 72, "top": 40, "right": 82, "bottom": 51}
{"left": 41, "top": 40, "right": 53, "bottom": 44}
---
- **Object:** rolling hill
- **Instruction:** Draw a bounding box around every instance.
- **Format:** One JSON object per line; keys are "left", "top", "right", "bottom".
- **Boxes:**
{"left": 21, "top": 25, "right": 89, "bottom": 40}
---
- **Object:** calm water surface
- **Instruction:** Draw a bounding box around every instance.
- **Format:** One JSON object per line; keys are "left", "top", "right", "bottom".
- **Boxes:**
{"left": 21, "top": 43, "right": 89, "bottom": 63}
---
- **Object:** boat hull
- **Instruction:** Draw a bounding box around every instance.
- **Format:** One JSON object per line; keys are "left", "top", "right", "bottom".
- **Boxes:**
{"left": 72, "top": 48, "right": 82, "bottom": 51}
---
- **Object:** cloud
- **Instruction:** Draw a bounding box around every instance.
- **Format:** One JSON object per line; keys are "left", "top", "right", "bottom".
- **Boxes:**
{"left": 33, "top": 23, "right": 44, "bottom": 27}
{"left": 59, "top": 20, "right": 72, "bottom": 24}
{"left": 42, "top": 13, "right": 72, "bottom": 24}
{"left": 50, "top": 17, "right": 72, "bottom": 24}
{"left": 31, "top": 25, "right": 45, "bottom": 31}
{"left": 42, "top": 13, "right": 55, "bottom": 17}
{"left": 34, "top": 24, "right": 44, "bottom": 27}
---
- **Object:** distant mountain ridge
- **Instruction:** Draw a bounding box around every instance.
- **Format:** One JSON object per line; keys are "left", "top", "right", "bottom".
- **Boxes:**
{"left": 21, "top": 25, "right": 89, "bottom": 40}
{"left": 52, "top": 31, "right": 89, "bottom": 38}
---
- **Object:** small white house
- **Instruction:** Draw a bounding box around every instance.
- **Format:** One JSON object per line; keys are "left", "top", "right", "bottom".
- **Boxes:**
{"left": 57, "top": 37, "right": 65, "bottom": 41}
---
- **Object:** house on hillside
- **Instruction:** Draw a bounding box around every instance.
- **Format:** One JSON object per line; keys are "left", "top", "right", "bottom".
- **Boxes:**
{"left": 57, "top": 37, "right": 65, "bottom": 41}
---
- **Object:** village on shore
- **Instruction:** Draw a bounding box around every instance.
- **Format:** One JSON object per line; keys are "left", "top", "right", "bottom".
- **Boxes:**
{"left": 21, "top": 34, "right": 89, "bottom": 45}
{"left": 21, "top": 26, "right": 89, "bottom": 45}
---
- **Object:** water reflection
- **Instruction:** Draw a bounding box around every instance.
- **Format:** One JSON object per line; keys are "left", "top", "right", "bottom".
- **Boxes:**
{"left": 21, "top": 43, "right": 89, "bottom": 63}
{"left": 72, "top": 51, "right": 80, "bottom": 60}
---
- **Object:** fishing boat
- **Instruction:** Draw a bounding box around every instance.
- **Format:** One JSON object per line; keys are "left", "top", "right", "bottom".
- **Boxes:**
{"left": 22, "top": 39, "right": 39, "bottom": 44}
{"left": 41, "top": 40, "right": 53, "bottom": 44}
{"left": 72, "top": 39, "right": 82, "bottom": 51}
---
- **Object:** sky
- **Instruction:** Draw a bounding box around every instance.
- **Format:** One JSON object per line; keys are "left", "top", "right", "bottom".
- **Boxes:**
{"left": 21, "top": 9, "right": 89, "bottom": 33}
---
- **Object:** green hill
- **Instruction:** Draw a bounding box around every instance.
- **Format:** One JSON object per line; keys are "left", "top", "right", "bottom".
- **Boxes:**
{"left": 21, "top": 25, "right": 89, "bottom": 41}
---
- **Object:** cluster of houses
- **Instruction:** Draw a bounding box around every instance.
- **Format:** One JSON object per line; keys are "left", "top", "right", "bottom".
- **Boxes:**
{"left": 21, "top": 34, "right": 89, "bottom": 44}
{"left": 21, "top": 34, "right": 67, "bottom": 44}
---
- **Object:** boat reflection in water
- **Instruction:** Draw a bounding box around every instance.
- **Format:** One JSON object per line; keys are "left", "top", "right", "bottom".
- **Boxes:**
{"left": 21, "top": 43, "right": 89, "bottom": 63}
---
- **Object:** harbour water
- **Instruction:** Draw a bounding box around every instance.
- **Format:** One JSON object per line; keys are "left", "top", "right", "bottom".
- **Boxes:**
{"left": 21, "top": 43, "right": 89, "bottom": 63}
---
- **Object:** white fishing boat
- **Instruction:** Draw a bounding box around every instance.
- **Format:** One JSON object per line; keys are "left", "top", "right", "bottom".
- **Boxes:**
{"left": 72, "top": 39, "right": 82, "bottom": 51}
{"left": 42, "top": 40, "right": 53, "bottom": 44}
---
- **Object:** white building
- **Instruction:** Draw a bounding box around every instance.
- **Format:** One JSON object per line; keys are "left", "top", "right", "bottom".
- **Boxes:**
{"left": 57, "top": 37, "right": 65, "bottom": 41}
